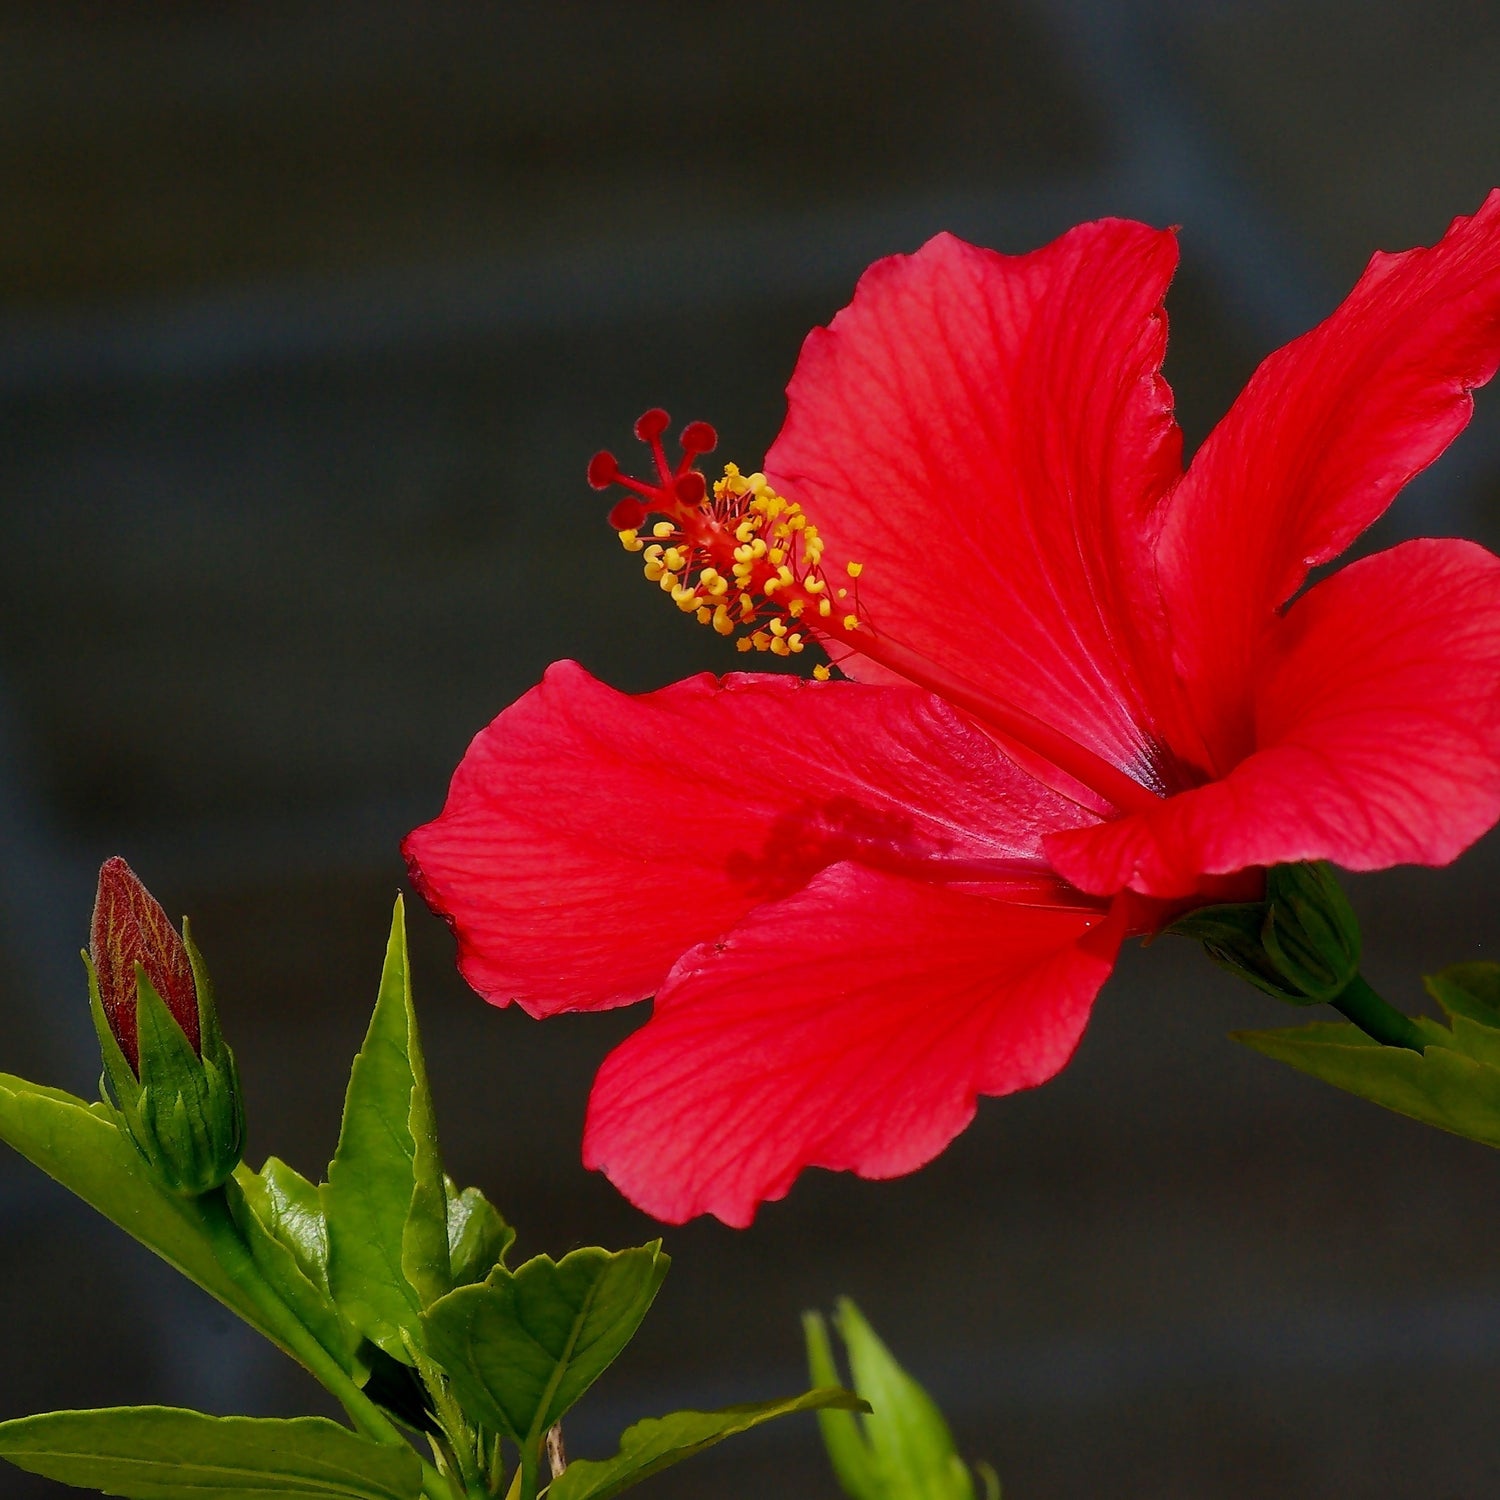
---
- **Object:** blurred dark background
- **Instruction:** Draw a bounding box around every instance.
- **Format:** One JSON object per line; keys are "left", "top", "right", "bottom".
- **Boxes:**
{"left": 2, "top": 3, "right": 1500, "bottom": 1496}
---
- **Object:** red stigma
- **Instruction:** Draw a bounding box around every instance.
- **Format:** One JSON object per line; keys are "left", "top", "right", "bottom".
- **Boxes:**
{"left": 592, "top": 408, "right": 719, "bottom": 532}
{"left": 587, "top": 451, "right": 619, "bottom": 489}
{"left": 633, "top": 408, "right": 671, "bottom": 442}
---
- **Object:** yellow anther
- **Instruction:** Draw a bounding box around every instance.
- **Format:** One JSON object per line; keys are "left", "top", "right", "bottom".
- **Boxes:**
{"left": 712, "top": 605, "right": 735, "bottom": 636}
{"left": 751, "top": 630, "right": 771, "bottom": 651}
{"left": 777, "top": 565, "right": 794, "bottom": 587}
{"left": 643, "top": 559, "right": 666, "bottom": 582}
{"left": 696, "top": 605, "right": 712, "bottom": 624}
{"left": 789, "top": 513, "right": 806, "bottom": 531}
{"left": 618, "top": 528, "right": 644, "bottom": 552}
{"left": 764, "top": 576, "right": 781, "bottom": 595}
{"left": 788, "top": 599, "right": 806, "bottom": 618}
{"left": 652, "top": 521, "right": 675, "bottom": 538}
{"left": 739, "top": 593, "right": 755, "bottom": 619}
{"left": 737, "top": 637, "right": 754, "bottom": 652}
{"left": 674, "top": 585, "right": 701, "bottom": 613}
{"left": 843, "top": 614, "right": 860, "bottom": 631}
{"left": 735, "top": 520, "right": 757, "bottom": 544}
{"left": 788, "top": 634, "right": 805, "bottom": 653}
{"left": 769, "top": 636, "right": 790, "bottom": 656}
{"left": 659, "top": 570, "right": 679, "bottom": 592}
{"left": 805, "top": 576, "right": 825, "bottom": 594}
{"left": 769, "top": 618, "right": 787, "bottom": 636}
{"left": 819, "top": 597, "right": 833, "bottom": 616}
{"left": 663, "top": 547, "right": 686, "bottom": 571}
{"left": 813, "top": 663, "right": 832, "bottom": 681}
{"left": 846, "top": 560, "right": 864, "bottom": 578}
{"left": 768, "top": 547, "right": 787, "bottom": 565}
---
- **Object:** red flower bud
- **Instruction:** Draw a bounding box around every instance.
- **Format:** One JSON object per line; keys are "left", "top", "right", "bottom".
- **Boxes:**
{"left": 90, "top": 857, "right": 200, "bottom": 1071}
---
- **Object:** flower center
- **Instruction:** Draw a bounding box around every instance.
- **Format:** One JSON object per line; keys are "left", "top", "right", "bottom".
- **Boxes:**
{"left": 591, "top": 410, "right": 1162, "bottom": 816}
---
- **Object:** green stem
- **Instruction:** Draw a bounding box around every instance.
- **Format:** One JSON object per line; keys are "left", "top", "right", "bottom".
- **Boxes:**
{"left": 1331, "top": 974, "right": 1426, "bottom": 1052}
{"left": 196, "top": 1189, "right": 457, "bottom": 1499}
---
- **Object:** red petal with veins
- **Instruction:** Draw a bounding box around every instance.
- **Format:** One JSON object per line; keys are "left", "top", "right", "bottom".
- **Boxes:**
{"left": 403, "top": 660, "right": 1101, "bottom": 1017}
{"left": 1159, "top": 190, "right": 1500, "bottom": 769}
{"left": 582, "top": 863, "right": 1124, "bottom": 1226}
{"left": 1047, "top": 540, "right": 1500, "bottom": 898}
{"left": 766, "top": 221, "right": 1206, "bottom": 786}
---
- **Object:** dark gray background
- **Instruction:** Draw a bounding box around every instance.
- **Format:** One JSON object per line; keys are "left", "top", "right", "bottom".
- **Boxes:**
{"left": 2, "top": 4, "right": 1500, "bottom": 1496}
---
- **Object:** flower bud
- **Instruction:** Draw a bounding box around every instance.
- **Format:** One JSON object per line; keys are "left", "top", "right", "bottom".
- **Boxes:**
{"left": 85, "top": 857, "right": 244, "bottom": 1196}
{"left": 1172, "top": 860, "right": 1361, "bottom": 1007}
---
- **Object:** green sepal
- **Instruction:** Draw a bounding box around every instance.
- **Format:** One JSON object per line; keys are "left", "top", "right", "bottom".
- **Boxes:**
{"left": 1172, "top": 860, "right": 1360, "bottom": 1007}
{"left": 548, "top": 1389, "right": 867, "bottom": 1500}
{"left": 226, "top": 1163, "right": 363, "bottom": 1375}
{"left": 423, "top": 1243, "right": 669, "bottom": 1448}
{"left": 806, "top": 1299, "right": 986, "bottom": 1500}
{"left": 85, "top": 937, "right": 244, "bottom": 1197}
{"left": 0, "top": 1405, "right": 423, "bottom": 1498}
{"left": 324, "top": 897, "right": 451, "bottom": 1363}
{"left": 1234, "top": 1012, "right": 1500, "bottom": 1148}
{"left": 446, "top": 1178, "right": 515, "bottom": 1287}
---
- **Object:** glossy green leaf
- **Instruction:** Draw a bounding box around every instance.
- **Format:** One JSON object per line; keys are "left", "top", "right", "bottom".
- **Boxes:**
{"left": 0, "top": 1406, "right": 422, "bottom": 1498}
{"left": 423, "top": 1243, "right": 669, "bottom": 1445}
{"left": 1235, "top": 1020, "right": 1500, "bottom": 1148}
{"left": 446, "top": 1180, "right": 514, "bottom": 1287}
{"left": 0, "top": 1075, "right": 265, "bottom": 1329}
{"left": 324, "top": 898, "right": 450, "bottom": 1360}
{"left": 548, "top": 1389, "right": 865, "bottom": 1500}
{"left": 806, "top": 1300, "right": 983, "bottom": 1500}
{"left": 228, "top": 1164, "right": 359, "bottom": 1373}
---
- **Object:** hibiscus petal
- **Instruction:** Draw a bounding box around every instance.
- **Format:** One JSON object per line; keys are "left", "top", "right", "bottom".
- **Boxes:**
{"left": 1047, "top": 540, "right": 1500, "bottom": 898}
{"left": 1161, "top": 190, "right": 1500, "bottom": 767}
{"left": 581, "top": 863, "right": 1123, "bottom": 1226}
{"left": 765, "top": 221, "right": 1196, "bottom": 785}
{"left": 403, "top": 661, "right": 1098, "bottom": 1016}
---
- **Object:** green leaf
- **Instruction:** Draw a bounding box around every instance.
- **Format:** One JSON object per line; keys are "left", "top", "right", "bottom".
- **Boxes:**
{"left": 1425, "top": 962, "right": 1500, "bottom": 1028}
{"left": 324, "top": 898, "right": 450, "bottom": 1360}
{"left": 227, "top": 1164, "right": 360, "bottom": 1373}
{"left": 446, "top": 1179, "right": 515, "bottom": 1287}
{"left": 548, "top": 1389, "right": 866, "bottom": 1500}
{"left": 0, "top": 1075, "right": 272, "bottom": 1333}
{"left": 806, "top": 1300, "right": 982, "bottom": 1500}
{"left": 0, "top": 1406, "right": 422, "bottom": 1498}
{"left": 423, "top": 1243, "right": 669, "bottom": 1446}
{"left": 1235, "top": 1021, "right": 1500, "bottom": 1148}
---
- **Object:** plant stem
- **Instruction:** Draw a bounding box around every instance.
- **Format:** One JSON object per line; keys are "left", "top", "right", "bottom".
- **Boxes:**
{"left": 1331, "top": 974, "right": 1426, "bottom": 1052}
{"left": 196, "top": 1189, "right": 457, "bottom": 1499}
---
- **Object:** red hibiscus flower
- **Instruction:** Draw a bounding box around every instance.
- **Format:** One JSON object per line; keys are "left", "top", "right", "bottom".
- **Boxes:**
{"left": 406, "top": 196, "right": 1500, "bottom": 1227}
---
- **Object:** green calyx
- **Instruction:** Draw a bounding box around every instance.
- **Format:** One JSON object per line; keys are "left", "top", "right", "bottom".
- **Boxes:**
{"left": 1171, "top": 860, "right": 1361, "bottom": 1008}
{"left": 85, "top": 920, "right": 245, "bottom": 1197}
